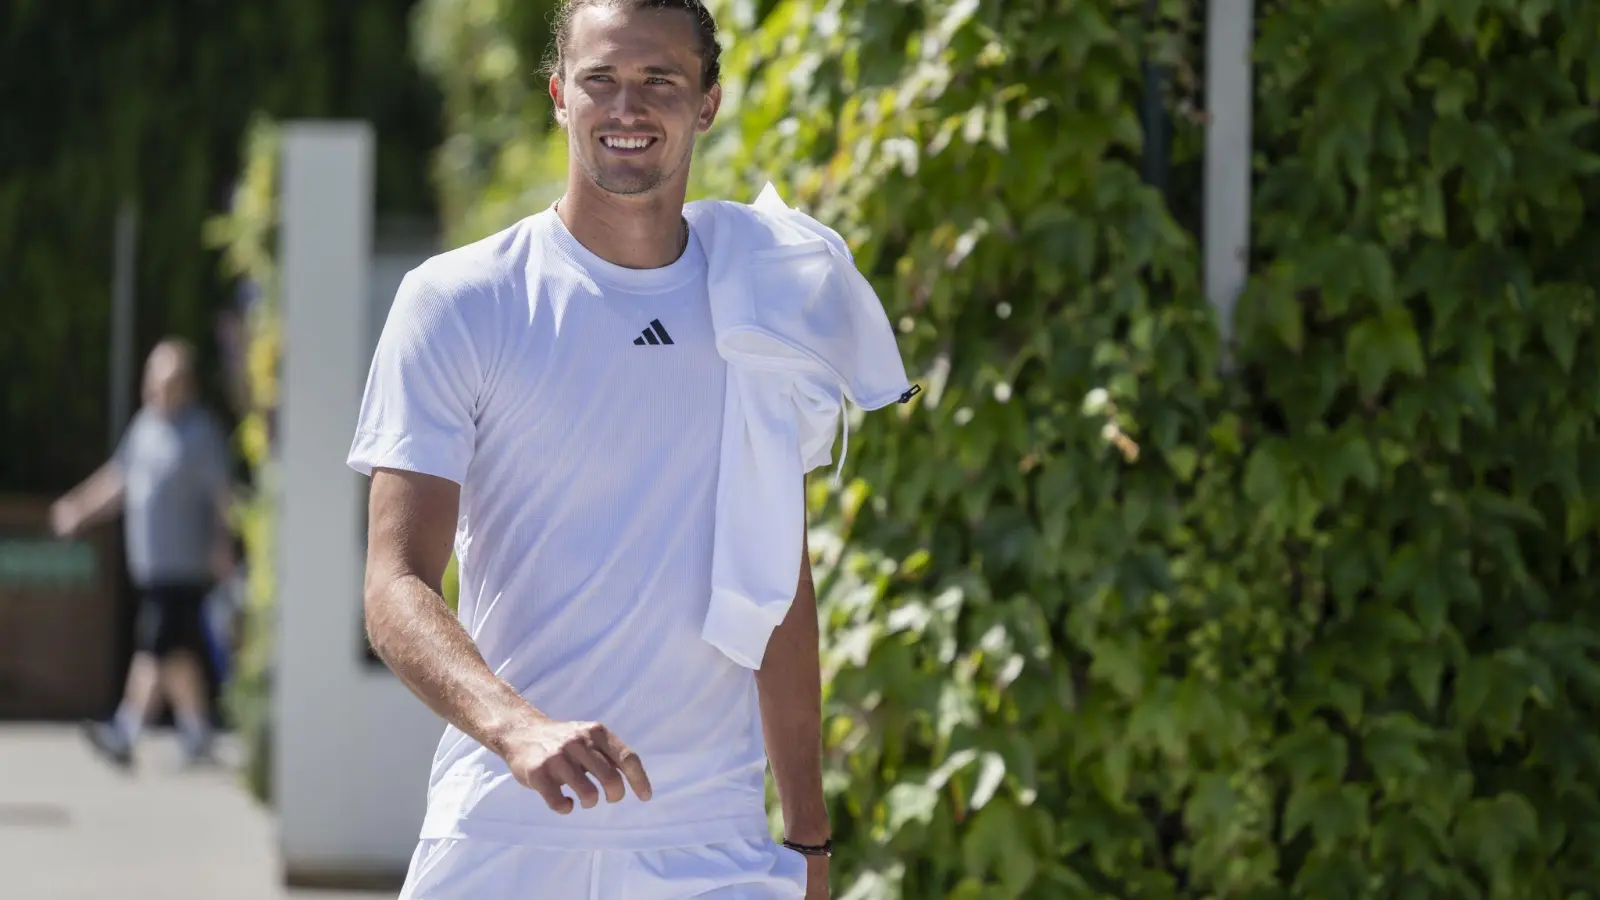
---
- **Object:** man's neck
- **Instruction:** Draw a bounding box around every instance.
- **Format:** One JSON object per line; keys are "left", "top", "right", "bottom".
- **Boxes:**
{"left": 556, "top": 180, "right": 689, "bottom": 270}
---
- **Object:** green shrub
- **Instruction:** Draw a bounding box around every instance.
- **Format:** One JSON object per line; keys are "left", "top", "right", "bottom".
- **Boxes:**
{"left": 207, "top": 117, "right": 284, "bottom": 805}
{"left": 690, "top": 1, "right": 1600, "bottom": 897}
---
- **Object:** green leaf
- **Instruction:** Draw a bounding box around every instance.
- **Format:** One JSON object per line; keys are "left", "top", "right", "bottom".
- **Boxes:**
{"left": 1470, "top": 489, "right": 1546, "bottom": 529}
{"left": 1418, "top": 177, "right": 1447, "bottom": 237}
{"left": 1244, "top": 439, "right": 1293, "bottom": 508}
{"left": 1183, "top": 772, "right": 1239, "bottom": 834}
{"left": 945, "top": 879, "right": 986, "bottom": 900}
{"left": 969, "top": 751, "right": 1007, "bottom": 811}
{"left": 1453, "top": 793, "right": 1539, "bottom": 875}
{"left": 1100, "top": 742, "right": 1132, "bottom": 802}
{"left": 1089, "top": 635, "right": 1149, "bottom": 699}
{"left": 1413, "top": 571, "right": 1448, "bottom": 639}
{"left": 1543, "top": 316, "right": 1578, "bottom": 374}
{"left": 883, "top": 781, "right": 940, "bottom": 836}
{"left": 1345, "top": 309, "right": 1425, "bottom": 397}
{"left": 1274, "top": 720, "right": 1349, "bottom": 790}
{"left": 1284, "top": 781, "right": 1372, "bottom": 844}
{"left": 1383, "top": 543, "right": 1425, "bottom": 602}
{"left": 1166, "top": 445, "right": 1199, "bottom": 483}
{"left": 1373, "top": 807, "right": 1448, "bottom": 870}
{"left": 1329, "top": 680, "right": 1366, "bottom": 726}
{"left": 929, "top": 747, "right": 981, "bottom": 790}
{"left": 1432, "top": 67, "right": 1478, "bottom": 117}
{"left": 1294, "top": 849, "right": 1371, "bottom": 897}
{"left": 1331, "top": 426, "right": 1379, "bottom": 493}
{"left": 1453, "top": 657, "right": 1492, "bottom": 726}
{"left": 1365, "top": 714, "right": 1433, "bottom": 784}
{"left": 1357, "top": 242, "right": 1398, "bottom": 310}
{"left": 963, "top": 799, "right": 1036, "bottom": 894}
{"left": 1363, "top": 605, "right": 1424, "bottom": 644}
{"left": 1395, "top": 538, "right": 1459, "bottom": 637}
{"left": 1258, "top": 281, "right": 1305, "bottom": 351}
{"left": 1408, "top": 647, "right": 1445, "bottom": 712}
{"left": 1480, "top": 653, "right": 1535, "bottom": 748}
{"left": 1328, "top": 534, "right": 1375, "bottom": 608}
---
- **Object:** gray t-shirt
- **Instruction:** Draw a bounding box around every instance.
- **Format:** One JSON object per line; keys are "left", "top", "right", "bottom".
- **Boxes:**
{"left": 114, "top": 405, "right": 231, "bottom": 587}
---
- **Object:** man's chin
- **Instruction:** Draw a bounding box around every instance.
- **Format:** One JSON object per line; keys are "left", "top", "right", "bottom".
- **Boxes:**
{"left": 593, "top": 172, "right": 666, "bottom": 197}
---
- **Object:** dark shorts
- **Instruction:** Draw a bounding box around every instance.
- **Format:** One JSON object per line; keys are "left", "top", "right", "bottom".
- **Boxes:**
{"left": 134, "top": 582, "right": 212, "bottom": 657}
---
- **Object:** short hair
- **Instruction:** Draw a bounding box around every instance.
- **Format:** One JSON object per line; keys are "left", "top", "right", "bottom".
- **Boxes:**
{"left": 151, "top": 337, "right": 196, "bottom": 374}
{"left": 543, "top": 0, "right": 723, "bottom": 89}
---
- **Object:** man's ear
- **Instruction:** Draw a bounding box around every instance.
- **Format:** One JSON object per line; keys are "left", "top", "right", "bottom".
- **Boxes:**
{"left": 697, "top": 83, "right": 722, "bottom": 134}
{"left": 550, "top": 72, "right": 569, "bottom": 128}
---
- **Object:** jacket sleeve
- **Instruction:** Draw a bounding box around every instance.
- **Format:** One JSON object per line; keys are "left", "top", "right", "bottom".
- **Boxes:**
{"left": 702, "top": 368, "right": 809, "bottom": 669}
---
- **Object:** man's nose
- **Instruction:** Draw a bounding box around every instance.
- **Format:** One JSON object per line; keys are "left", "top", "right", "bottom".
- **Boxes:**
{"left": 608, "top": 84, "right": 649, "bottom": 124}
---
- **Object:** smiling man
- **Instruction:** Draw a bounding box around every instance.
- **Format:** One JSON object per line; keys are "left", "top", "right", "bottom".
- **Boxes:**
{"left": 349, "top": 1, "right": 829, "bottom": 898}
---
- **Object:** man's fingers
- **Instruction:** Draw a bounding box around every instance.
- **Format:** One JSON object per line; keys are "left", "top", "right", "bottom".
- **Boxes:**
{"left": 547, "top": 757, "right": 601, "bottom": 810}
{"left": 524, "top": 770, "right": 574, "bottom": 815}
{"left": 570, "top": 743, "right": 627, "bottom": 804}
{"left": 619, "top": 750, "right": 653, "bottom": 801}
{"left": 598, "top": 733, "right": 653, "bottom": 802}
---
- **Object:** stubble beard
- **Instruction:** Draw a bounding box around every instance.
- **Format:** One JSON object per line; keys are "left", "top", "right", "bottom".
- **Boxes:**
{"left": 578, "top": 133, "right": 696, "bottom": 197}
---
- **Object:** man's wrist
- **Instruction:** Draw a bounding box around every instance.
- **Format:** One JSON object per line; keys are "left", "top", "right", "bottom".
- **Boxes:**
{"left": 783, "top": 820, "right": 832, "bottom": 846}
{"left": 479, "top": 699, "right": 550, "bottom": 758}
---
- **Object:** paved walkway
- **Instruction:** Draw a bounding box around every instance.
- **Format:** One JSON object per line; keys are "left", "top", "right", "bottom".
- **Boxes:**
{"left": 0, "top": 724, "right": 386, "bottom": 900}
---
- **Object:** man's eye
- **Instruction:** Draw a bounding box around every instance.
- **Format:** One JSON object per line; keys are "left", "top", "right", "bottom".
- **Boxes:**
{"left": 646, "top": 77, "right": 669, "bottom": 84}
{"left": 589, "top": 75, "right": 613, "bottom": 83}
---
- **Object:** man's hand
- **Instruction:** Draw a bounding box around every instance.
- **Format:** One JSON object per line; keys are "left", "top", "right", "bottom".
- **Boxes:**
{"left": 48, "top": 463, "right": 125, "bottom": 538}
{"left": 48, "top": 499, "right": 81, "bottom": 538}
{"left": 499, "top": 718, "right": 653, "bottom": 814}
{"left": 803, "top": 855, "right": 830, "bottom": 900}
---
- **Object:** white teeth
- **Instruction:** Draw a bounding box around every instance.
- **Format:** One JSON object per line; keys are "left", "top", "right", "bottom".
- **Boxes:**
{"left": 604, "top": 137, "right": 652, "bottom": 149}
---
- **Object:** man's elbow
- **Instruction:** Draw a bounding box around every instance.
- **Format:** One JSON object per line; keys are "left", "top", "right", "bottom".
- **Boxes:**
{"left": 362, "top": 570, "right": 403, "bottom": 651}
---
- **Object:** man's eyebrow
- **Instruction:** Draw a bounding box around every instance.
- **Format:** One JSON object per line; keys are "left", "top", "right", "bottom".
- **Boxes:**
{"left": 576, "top": 62, "right": 687, "bottom": 78}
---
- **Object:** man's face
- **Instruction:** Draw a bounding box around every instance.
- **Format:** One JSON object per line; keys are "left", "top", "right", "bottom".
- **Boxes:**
{"left": 142, "top": 346, "right": 192, "bottom": 415}
{"left": 551, "top": 5, "right": 721, "bottom": 197}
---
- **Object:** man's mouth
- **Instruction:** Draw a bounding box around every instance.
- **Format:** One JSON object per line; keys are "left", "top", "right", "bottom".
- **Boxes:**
{"left": 601, "top": 136, "right": 658, "bottom": 152}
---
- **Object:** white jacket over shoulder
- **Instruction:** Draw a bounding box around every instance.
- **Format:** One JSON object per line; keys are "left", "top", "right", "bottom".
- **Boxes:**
{"left": 683, "top": 185, "right": 917, "bottom": 670}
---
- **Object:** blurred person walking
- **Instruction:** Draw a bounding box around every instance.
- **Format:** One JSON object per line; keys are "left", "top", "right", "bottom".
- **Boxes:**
{"left": 51, "top": 337, "right": 235, "bottom": 768}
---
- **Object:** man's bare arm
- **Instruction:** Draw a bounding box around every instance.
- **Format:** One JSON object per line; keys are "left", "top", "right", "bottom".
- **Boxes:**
{"left": 364, "top": 467, "right": 653, "bottom": 812}
{"left": 50, "top": 463, "right": 125, "bottom": 536}
{"left": 756, "top": 523, "right": 830, "bottom": 845}
{"left": 364, "top": 467, "right": 549, "bottom": 756}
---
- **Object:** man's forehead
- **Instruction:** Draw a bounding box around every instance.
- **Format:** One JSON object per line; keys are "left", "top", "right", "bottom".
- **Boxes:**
{"left": 567, "top": 4, "right": 698, "bottom": 57}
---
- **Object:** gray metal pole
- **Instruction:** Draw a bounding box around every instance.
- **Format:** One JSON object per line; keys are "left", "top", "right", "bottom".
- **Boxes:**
{"left": 110, "top": 198, "right": 138, "bottom": 448}
{"left": 1204, "top": 0, "right": 1254, "bottom": 349}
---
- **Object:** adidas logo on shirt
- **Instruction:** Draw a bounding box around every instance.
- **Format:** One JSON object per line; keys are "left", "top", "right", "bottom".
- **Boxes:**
{"left": 633, "top": 319, "right": 675, "bottom": 346}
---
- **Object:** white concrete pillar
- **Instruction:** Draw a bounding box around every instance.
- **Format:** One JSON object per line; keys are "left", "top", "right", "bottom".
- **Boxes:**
{"left": 1205, "top": 0, "right": 1255, "bottom": 347}
{"left": 274, "top": 121, "right": 439, "bottom": 888}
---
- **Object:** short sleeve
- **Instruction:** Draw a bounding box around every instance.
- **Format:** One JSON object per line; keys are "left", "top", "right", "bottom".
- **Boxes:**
{"left": 110, "top": 420, "right": 135, "bottom": 471}
{"left": 793, "top": 374, "right": 841, "bottom": 473}
{"left": 346, "top": 269, "right": 483, "bottom": 485}
{"left": 192, "top": 414, "right": 233, "bottom": 492}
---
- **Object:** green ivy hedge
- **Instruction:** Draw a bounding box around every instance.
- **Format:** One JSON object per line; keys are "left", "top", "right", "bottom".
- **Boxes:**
{"left": 205, "top": 117, "right": 283, "bottom": 805}
{"left": 685, "top": 1, "right": 1600, "bottom": 897}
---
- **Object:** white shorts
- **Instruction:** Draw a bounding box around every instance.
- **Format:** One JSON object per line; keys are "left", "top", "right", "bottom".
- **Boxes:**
{"left": 397, "top": 835, "right": 809, "bottom": 899}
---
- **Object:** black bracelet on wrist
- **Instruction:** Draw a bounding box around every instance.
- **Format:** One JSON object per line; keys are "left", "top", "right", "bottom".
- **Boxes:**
{"left": 782, "top": 837, "right": 833, "bottom": 858}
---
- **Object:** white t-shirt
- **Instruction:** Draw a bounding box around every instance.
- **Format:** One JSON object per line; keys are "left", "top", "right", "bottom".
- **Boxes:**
{"left": 347, "top": 208, "right": 771, "bottom": 850}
